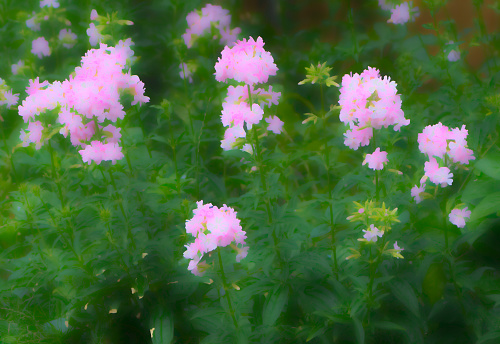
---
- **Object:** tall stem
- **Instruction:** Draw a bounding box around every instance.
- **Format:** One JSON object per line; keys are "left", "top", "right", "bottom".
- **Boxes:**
{"left": 108, "top": 167, "right": 136, "bottom": 249}
{"left": 47, "top": 140, "right": 65, "bottom": 208}
{"left": 321, "top": 86, "right": 338, "bottom": 279}
{"left": 247, "top": 84, "right": 280, "bottom": 261}
{"left": 217, "top": 247, "right": 238, "bottom": 329}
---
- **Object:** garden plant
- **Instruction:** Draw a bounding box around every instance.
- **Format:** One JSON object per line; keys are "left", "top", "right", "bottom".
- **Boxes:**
{"left": 1, "top": 0, "right": 500, "bottom": 343}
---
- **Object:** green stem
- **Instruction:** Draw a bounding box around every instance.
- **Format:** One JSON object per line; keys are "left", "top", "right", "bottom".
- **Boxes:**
{"left": 247, "top": 84, "right": 281, "bottom": 261}
{"left": 108, "top": 167, "right": 136, "bottom": 249}
{"left": 47, "top": 140, "right": 65, "bottom": 208}
{"left": 217, "top": 247, "right": 238, "bottom": 329}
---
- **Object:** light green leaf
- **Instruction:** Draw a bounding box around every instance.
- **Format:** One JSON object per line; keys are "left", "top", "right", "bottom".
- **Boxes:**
{"left": 262, "top": 285, "right": 288, "bottom": 327}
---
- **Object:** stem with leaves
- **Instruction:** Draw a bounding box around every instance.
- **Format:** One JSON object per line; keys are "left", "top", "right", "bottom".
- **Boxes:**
{"left": 217, "top": 247, "right": 238, "bottom": 329}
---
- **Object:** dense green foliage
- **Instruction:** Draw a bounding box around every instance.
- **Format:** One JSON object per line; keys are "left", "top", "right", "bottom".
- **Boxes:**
{"left": 1, "top": 0, "right": 499, "bottom": 343}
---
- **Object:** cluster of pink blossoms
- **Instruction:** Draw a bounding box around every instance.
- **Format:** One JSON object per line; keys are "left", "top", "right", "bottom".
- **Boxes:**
{"left": 379, "top": 1, "right": 420, "bottom": 25}
{"left": 182, "top": 4, "right": 241, "bottom": 49}
{"left": 184, "top": 201, "right": 248, "bottom": 276}
{"left": 0, "top": 78, "right": 20, "bottom": 110}
{"left": 411, "top": 123, "right": 475, "bottom": 202}
{"left": 215, "top": 37, "right": 283, "bottom": 152}
{"left": 18, "top": 40, "right": 149, "bottom": 164}
{"left": 338, "top": 67, "right": 409, "bottom": 151}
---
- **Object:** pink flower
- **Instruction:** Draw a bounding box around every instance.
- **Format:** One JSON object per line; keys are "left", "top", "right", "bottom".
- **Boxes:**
{"left": 338, "top": 67, "right": 409, "bottom": 150}
{"left": 90, "top": 9, "right": 98, "bottom": 21}
{"left": 40, "top": 0, "right": 59, "bottom": 8}
{"left": 449, "top": 207, "right": 471, "bottom": 228}
{"left": 87, "top": 23, "right": 102, "bottom": 46}
{"left": 183, "top": 4, "right": 239, "bottom": 48}
{"left": 31, "top": 37, "right": 51, "bottom": 58}
{"left": 418, "top": 122, "right": 450, "bottom": 159}
{"left": 0, "top": 90, "right": 20, "bottom": 107}
{"left": 179, "top": 63, "right": 193, "bottom": 83}
{"left": 265, "top": 115, "right": 284, "bottom": 134}
{"left": 79, "top": 141, "right": 124, "bottom": 165}
{"left": 388, "top": 1, "right": 419, "bottom": 25}
{"left": 424, "top": 158, "right": 453, "bottom": 187}
{"left": 59, "top": 29, "right": 77, "bottom": 48}
{"left": 362, "top": 224, "right": 383, "bottom": 242}
{"left": 26, "top": 12, "right": 40, "bottom": 31}
{"left": 393, "top": 241, "right": 404, "bottom": 258}
{"left": 11, "top": 60, "right": 25, "bottom": 75}
{"left": 411, "top": 176, "right": 427, "bottom": 203}
{"left": 184, "top": 201, "right": 248, "bottom": 275}
{"left": 363, "top": 147, "right": 388, "bottom": 170}
{"left": 215, "top": 36, "right": 278, "bottom": 85}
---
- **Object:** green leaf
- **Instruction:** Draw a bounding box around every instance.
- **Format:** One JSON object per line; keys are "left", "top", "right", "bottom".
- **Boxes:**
{"left": 477, "top": 331, "right": 500, "bottom": 344}
{"left": 352, "top": 316, "right": 365, "bottom": 344}
{"left": 389, "top": 281, "right": 420, "bottom": 318}
{"left": 262, "top": 285, "right": 288, "bottom": 327}
{"left": 151, "top": 310, "right": 174, "bottom": 344}
{"left": 469, "top": 192, "right": 500, "bottom": 222}
{"left": 422, "top": 262, "right": 446, "bottom": 304}
{"left": 475, "top": 152, "right": 500, "bottom": 180}
{"left": 372, "top": 321, "right": 407, "bottom": 332}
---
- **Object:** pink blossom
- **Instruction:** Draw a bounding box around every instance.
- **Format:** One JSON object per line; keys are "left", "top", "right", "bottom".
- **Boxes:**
{"left": 59, "top": 29, "right": 77, "bottom": 48}
{"left": 11, "top": 60, "right": 24, "bottom": 75}
{"left": 362, "top": 224, "right": 383, "bottom": 242}
{"left": 90, "top": 9, "right": 98, "bottom": 21}
{"left": 87, "top": 23, "right": 102, "bottom": 46}
{"left": 79, "top": 141, "right": 124, "bottom": 165}
{"left": 388, "top": 1, "right": 419, "bottom": 25}
{"left": 410, "top": 177, "right": 426, "bottom": 203}
{"left": 363, "top": 147, "right": 388, "bottom": 170}
{"left": 265, "top": 115, "right": 284, "bottom": 134}
{"left": 0, "top": 90, "right": 20, "bottom": 107}
{"left": 184, "top": 201, "right": 248, "bottom": 276}
{"left": 424, "top": 158, "right": 453, "bottom": 187}
{"left": 179, "top": 63, "right": 193, "bottom": 83}
{"left": 20, "top": 121, "right": 44, "bottom": 149}
{"left": 338, "top": 67, "right": 409, "bottom": 150}
{"left": 215, "top": 36, "right": 278, "bottom": 85}
{"left": 449, "top": 207, "right": 471, "bottom": 228}
{"left": 31, "top": 37, "right": 51, "bottom": 58}
{"left": 26, "top": 12, "right": 40, "bottom": 31}
{"left": 40, "top": 0, "right": 59, "bottom": 8}
{"left": 221, "top": 124, "right": 246, "bottom": 151}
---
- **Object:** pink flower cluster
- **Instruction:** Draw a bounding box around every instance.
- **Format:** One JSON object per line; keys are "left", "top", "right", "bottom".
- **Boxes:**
{"left": 338, "top": 67, "right": 409, "bottom": 150}
{"left": 363, "top": 147, "right": 388, "bottom": 170}
{"left": 215, "top": 37, "right": 282, "bottom": 151}
{"left": 220, "top": 85, "right": 282, "bottom": 151}
{"left": 380, "top": 1, "right": 420, "bottom": 25}
{"left": 18, "top": 41, "right": 149, "bottom": 164}
{"left": 182, "top": 4, "right": 241, "bottom": 48}
{"left": 411, "top": 123, "right": 475, "bottom": 201}
{"left": 0, "top": 78, "right": 20, "bottom": 108}
{"left": 184, "top": 201, "right": 248, "bottom": 276}
{"left": 31, "top": 37, "right": 51, "bottom": 58}
{"left": 215, "top": 36, "right": 278, "bottom": 85}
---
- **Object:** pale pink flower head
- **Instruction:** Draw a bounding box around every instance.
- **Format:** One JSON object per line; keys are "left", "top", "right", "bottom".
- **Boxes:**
{"left": 59, "top": 28, "right": 77, "bottom": 48}
{"left": 338, "top": 67, "right": 408, "bottom": 150}
{"left": 87, "top": 23, "right": 102, "bottom": 46}
{"left": 446, "top": 41, "right": 461, "bottom": 62}
{"left": 40, "top": 0, "right": 59, "bottom": 8}
{"left": 362, "top": 224, "right": 384, "bottom": 242}
{"left": 11, "top": 60, "right": 25, "bottom": 75}
{"left": 184, "top": 201, "right": 248, "bottom": 275}
{"left": 449, "top": 207, "right": 471, "bottom": 228}
{"left": 26, "top": 12, "right": 40, "bottom": 31}
{"left": 31, "top": 37, "right": 51, "bottom": 58}
{"left": 90, "top": 9, "right": 98, "bottom": 21}
{"left": 424, "top": 158, "right": 453, "bottom": 187}
{"left": 0, "top": 90, "right": 20, "bottom": 107}
{"left": 363, "top": 147, "right": 388, "bottom": 170}
{"left": 378, "top": 0, "right": 393, "bottom": 11}
{"left": 79, "top": 141, "right": 124, "bottom": 165}
{"left": 179, "top": 62, "right": 193, "bottom": 83}
{"left": 388, "top": 1, "right": 419, "bottom": 25}
{"left": 417, "top": 122, "right": 450, "bottom": 159}
{"left": 215, "top": 36, "right": 278, "bottom": 85}
{"left": 411, "top": 177, "right": 427, "bottom": 204}
{"left": 20, "top": 121, "right": 44, "bottom": 149}
{"left": 265, "top": 115, "right": 284, "bottom": 134}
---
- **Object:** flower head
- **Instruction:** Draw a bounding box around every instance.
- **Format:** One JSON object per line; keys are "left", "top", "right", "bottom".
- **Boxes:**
{"left": 363, "top": 147, "right": 388, "bottom": 170}
{"left": 31, "top": 37, "right": 51, "bottom": 58}
{"left": 388, "top": 1, "right": 419, "bottom": 25}
{"left": 59, "top": 29, "right": 77, "bottom": 48}
{"left": 184, "top": 201, "right": 248, "bottom": 276}
{"left": 215, "top": 36, "right": 278, "bottom": 85}
{"left": 449, "top": 207, "right": 471, "bottom": 228}
{"left": 362, "top": 224, "right": 384, "bottom": 242}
